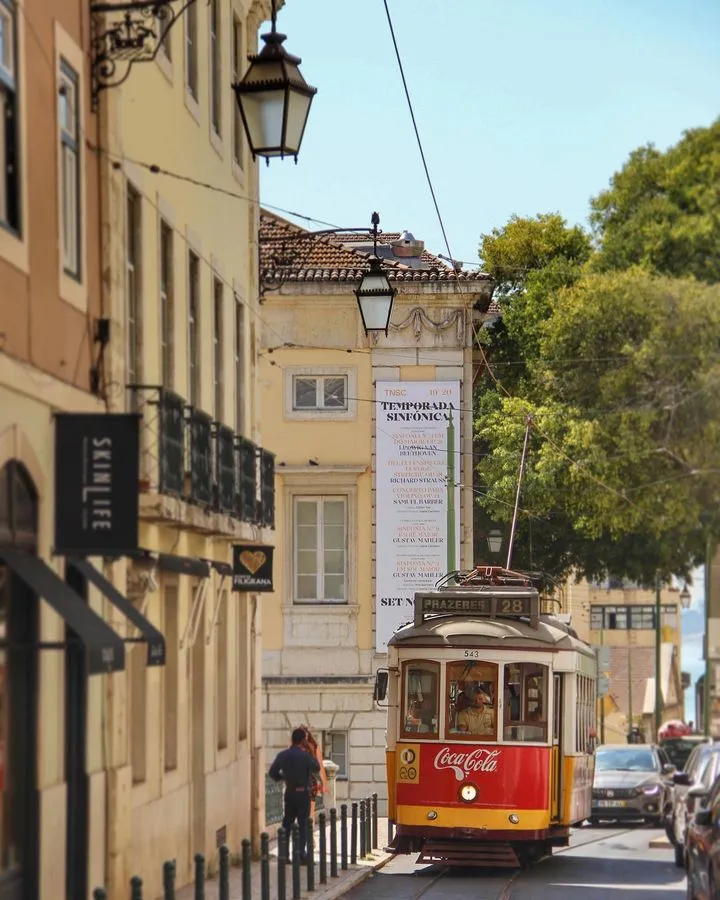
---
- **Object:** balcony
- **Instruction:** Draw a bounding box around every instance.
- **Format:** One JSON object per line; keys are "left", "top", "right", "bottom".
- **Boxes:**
{"left": 129, "top": 385, "right": 275, "bottom": 536}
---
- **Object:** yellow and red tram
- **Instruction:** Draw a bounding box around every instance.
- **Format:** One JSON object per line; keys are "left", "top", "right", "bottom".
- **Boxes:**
{"left": 379, "top": 567, "right": 597, "bottom": 867}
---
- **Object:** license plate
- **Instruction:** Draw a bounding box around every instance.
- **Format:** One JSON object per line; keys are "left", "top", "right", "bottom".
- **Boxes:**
{"left": 596, "top": 800, "right": 630, "bottom": 808}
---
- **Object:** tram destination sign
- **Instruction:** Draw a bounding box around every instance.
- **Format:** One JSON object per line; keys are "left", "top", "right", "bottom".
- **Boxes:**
{"left": 414, "top": 590, "right": 540, "bottom": 628}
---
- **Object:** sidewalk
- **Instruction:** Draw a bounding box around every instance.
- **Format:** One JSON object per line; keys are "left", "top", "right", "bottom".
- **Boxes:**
{"left": 174, "top": 819, "right": 393, "bottom": 900}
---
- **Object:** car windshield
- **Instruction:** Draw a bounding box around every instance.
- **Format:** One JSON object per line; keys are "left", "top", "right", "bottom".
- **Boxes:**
{"left": 595, "top": 748, "right": 657, "bottom": 772}
{"left": 661, "top": 739, "right": 703, "bottom": 770}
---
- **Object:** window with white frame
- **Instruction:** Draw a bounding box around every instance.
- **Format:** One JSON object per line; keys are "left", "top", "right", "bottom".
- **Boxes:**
{"left": 293, "top": 496, "right": 347, "bottom": 604}
{"left": 231, "top": 17, "right": 243, "bottom": 168}
{"left": 213, "top": 277, "right": 224, "bottom": 421}
{"left": 185, "top": 0, "right": 198, "bottom": 99}
{"left": 322, "top": 731, "right": 348, "bottom": 778}
{"left": 59, "top": 60, "right": 81, "bottom": 279}
{"left": 0, "top": 0, "right": 20, "bottom": 233}
{"left": 160, "top": 220, "right": 174, "bottom": 387}
{"left": 209, "top": 0, "right": 221, "bottom": 135}
{"left": 126, "top": 186, "right": 141, "bottom": 388}
{"left": 188, "top": 251, "right": 200, "bottom": 407}
{"left": 293, "top": 375, "right": 348, "bottom": 411}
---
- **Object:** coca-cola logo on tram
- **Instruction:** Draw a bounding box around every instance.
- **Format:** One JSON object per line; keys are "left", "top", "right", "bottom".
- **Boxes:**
{"left": 433, "top": 746, "right": 501, "bottom": 782}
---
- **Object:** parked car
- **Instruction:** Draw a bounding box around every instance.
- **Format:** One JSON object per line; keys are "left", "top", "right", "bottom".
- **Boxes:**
{"left": 666, "top": 740, "right": 718, "bottom": 867}
{"left": 685, "top": 774, "right": 720, "bottom": 899}
{"left": 590, "top": 743, "right": 675, "bottom": 826}
{"left": 661, "top": 735, "right": 712, "bottom": 772}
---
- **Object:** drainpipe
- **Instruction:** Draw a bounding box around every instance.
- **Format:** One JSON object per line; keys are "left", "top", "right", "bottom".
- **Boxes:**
{"left": 250, "top": 593, "right": 263, "bottom": 856}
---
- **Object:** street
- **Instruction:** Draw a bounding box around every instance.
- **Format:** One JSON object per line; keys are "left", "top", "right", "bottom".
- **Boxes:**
{"left": 343, "top": 827, "right": 686, "bottom": 900}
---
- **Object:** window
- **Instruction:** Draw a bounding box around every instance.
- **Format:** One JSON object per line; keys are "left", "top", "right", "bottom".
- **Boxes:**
{"left": 209, "top": 0, "right": 221, "bottom": 135}
{"left": 160, "top": 220, "right": 174, "bottom": 387}
{"left": 503, "top": 662, "right": 548, "bottom": 742}
{"left": 293, "top": 497, "right": 347, "bottom": 604}
{"left": 185, "top": 0, "right": 198, "bottom": 99}
{"left": 402, "top": 661, "right": 439, "bottom": 739}
{"left": 322, "top": 731, "right": 348, "bottom": 778}
{"left": 213, "top": 278, "right": 223, "bottom": 421}
{"left": 447, "top": 660, "right": 498, "bottom": 741}
{"left": 593, "top": 603, "right": 679, "bottom": 631}
{"left": 662, "top": 604, "right": 678, "bottom": 629}
{"left": 163, "top": 580, "right": 179, "bottom": 771}
{"left": 0, "top": 0, "right": 19, "bottom": 233}
{"left": 629, "top": 606, "right": 655, "bottom": 629}
{"left": 575, "top": 674, "right": 596, "bottom": 754}
{"left": 188, "top": 251, "right": 200, "bottom": 407}
{"left": 293, "top": 375, "right": 348, "bottom": 411}
{"left": 590, "top": 607, "right": 603, "bottom": 630}
{"left": 126, "top": 186, "right": 141, "bottom": 388}
{"left": 215, "top": 587, "right": 228, "bottom": 750}
{"left": 59, "top": 61, "right": 80, "bottom": 279}
{"left": 234, "top": 296, "right": 245, "bottom": 432}
{"left": 231, "top": 17, "right": 243, "bottom": 167}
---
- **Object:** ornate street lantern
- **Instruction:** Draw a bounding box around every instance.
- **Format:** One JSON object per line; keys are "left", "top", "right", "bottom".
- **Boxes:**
{"left": 232, "top": 0, "right": 317, "bottom": 163}
{"left": 355, "top": 257, "right": 396, "bottom": 337}
{"left": 487, "top": 529, "right": 503, "bottom": 555}
{"left": 680, "top": 584, "right": 692, "bottom": 608}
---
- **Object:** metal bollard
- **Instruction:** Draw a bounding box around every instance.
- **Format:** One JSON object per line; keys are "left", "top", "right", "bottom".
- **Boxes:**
{"left": 242, "top": 839, "right": 252, "bottom": 900}
{"left": 217, "top": 846, "right": 229, "bottom": 900}
{"left": 291, "top": 823, "right": 301, "bottom": 900}
{"left": 163, "top": 860, "right": 176, "bottom": 900}
{"left": 260, "top": 832, "right": 270, "bottom": 900}
{"left": 372, "top": 793, "right": 379, "bottom": 850}
{"left": 194, "top": 854, "right": 205, "bottom": 900}
{"left": 340, "top": 804, "right": 348, "bottom": 871}
{"left": 277, "top": 827, "right": 288, "bottom": 900}
{"left": 306, "top": 817, "right": 315, "bottom": 892}
{"left": 365, "top": 798, "right": 372, "bottom": 854}
{"left": 93, "top": 890, "right": 107, "bottom": 900}
{"left": 350, "top": 802, "right": 358, "bottom": 865}
{"left": 359, "top": 800, "right": 367, "bottom": 858}
{"left": 318, "top": 811, "right": 327, "bottom": 884}
{"left": 329, "top": 808, "right": 338, "bottom": 878}
{"left": 130, "top": 876, "right": 143, "bottom": 900}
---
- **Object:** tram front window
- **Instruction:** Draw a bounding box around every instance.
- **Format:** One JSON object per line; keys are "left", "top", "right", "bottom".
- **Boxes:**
{"left": 402, "top": 661, "right": 439, "bottom": 737}
{"left": 503, "top": 662, "right": 548, "bottom": 742}
{"left": 447, "top": 661, "right": 498, "bottom": 740}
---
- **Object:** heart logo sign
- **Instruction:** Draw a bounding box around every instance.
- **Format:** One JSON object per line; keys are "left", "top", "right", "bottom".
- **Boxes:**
{"left": 240, "top": 550, "right": 267, "bottom": 575}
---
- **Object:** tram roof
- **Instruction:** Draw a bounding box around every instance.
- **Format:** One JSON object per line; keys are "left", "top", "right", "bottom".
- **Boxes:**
{"left": 388, "top": 613, "right": 594, "bottom": 656}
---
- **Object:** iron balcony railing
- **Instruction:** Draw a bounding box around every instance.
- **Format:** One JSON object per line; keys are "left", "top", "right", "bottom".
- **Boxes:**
{"left": 128, "top": 385, "right": 275, "bottom": 528}
{"left": 265, "top": 774, "right": 324, "bottom": 827}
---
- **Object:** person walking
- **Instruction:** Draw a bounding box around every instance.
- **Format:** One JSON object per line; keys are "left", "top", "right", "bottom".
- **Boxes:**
{"left": 269, "top": 727, "right": 321, "bottom": 861}
{"left": 299, "top": 725, "right": 327, "bottom": 820}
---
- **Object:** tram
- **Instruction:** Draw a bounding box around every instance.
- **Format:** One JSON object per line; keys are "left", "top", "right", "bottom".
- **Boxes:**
{"left": 376, "top": 566, "right": 597, "bottom": 868}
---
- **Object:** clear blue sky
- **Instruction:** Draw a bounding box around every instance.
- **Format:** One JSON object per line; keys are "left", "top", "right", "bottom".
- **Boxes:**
{"left": 260, "top": 0, "right": 720, "bottom": 265}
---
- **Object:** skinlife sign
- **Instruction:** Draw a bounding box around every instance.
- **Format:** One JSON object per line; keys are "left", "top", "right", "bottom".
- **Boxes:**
{"left": 54, "top": 413, "right": 140, "bottom": 555}
{"left": 375, "top": 381, "right": 461, "bottom": 652}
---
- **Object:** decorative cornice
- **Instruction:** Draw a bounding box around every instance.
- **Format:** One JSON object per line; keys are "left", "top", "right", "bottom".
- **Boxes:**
{"left": 370, "top": 306, "right": 466, "bottom": 345}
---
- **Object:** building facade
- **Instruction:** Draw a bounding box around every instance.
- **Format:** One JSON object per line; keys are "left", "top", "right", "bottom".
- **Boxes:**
{"left": 95, "top": 1, "right": 276, "bottom": 897}
{"left": 567, "top": 580, "right": 685, "bottom": 741}
{"left": 258, "top": 213, "right": 493, "bottom": 809}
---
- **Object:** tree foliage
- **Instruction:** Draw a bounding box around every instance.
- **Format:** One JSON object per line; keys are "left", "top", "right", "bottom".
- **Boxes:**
{"left": 474, "top": 161, "right": 720, "bottom": 582}
{"left": 590, "top": 118, "right": 720, "bottom": 283}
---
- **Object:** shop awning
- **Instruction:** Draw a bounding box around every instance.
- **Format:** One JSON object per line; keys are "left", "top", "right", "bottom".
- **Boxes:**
{"left": 0, "top": 549, "right": 125, "bottom": 674}
{"left": 69, "top": 559, "right": 166, "bottom": 666}
{"left": 157, "top": 554, "right": 210, "bottom": 578}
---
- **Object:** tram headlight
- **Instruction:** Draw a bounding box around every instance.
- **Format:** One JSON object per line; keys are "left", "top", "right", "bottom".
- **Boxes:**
{"left": 459, "top": 783, "right": 478, "bottom": 803}
{"left": 427, "top": 810, "right": 438, "bottom": 820}
{"left": 508, "top": 814, "right": 520, "bottom": 825}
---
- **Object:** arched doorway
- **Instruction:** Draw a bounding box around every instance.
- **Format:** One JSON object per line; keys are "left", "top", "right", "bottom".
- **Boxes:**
{"left": 0, "top": 461, "right": 40, "bottom": 900}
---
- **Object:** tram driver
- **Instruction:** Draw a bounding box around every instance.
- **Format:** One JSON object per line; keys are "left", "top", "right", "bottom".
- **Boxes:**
{"left": 455, "top": 685, "right": 495, "bottom": 736}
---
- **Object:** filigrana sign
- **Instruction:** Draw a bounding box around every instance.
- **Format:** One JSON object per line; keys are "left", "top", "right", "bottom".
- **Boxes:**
{"left": 374, "top": 381, "right": 461, "bottom": 652}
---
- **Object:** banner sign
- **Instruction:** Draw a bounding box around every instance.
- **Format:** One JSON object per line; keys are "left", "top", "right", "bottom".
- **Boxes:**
{"left": 232, "top": 544, "right": 274, "bottom": 592}
{"left": 54, "top": 413, "right": 140, "bottom": 555}
{"left": 374, "top": 381, "right": 461, "bottom": 652}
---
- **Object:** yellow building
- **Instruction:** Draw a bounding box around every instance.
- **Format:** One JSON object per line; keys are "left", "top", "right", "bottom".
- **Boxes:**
{"left": 93, "top": 0, "right": 277, "bottom": 897}
{"left": 258, "top": 213, "right": 493, "bottom": 809}
{"left": 567, "top": 579, "right": 685, "bottom": 741}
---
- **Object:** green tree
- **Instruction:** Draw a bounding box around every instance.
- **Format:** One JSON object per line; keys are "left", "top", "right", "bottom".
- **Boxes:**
{"left": 475, "top": 269, "right": 720, "bottom": 583}
{"left": 590, "top": 118, "right": 720, "bottom": 283}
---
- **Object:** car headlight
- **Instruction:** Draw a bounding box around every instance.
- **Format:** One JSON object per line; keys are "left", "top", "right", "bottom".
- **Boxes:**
{"left": 640, "top": 784, "right": 661, "bottom": 795}
{"left": 460, "top": 783, "right": 478, "bottom": 803}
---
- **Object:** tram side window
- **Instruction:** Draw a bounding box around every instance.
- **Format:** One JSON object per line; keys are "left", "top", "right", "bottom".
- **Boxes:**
{"left": 447, "top": 660, "right": 498, "bottom": 740}
{"left": 402, "top": 661, "right": 440, "bottom": 738}
{"left": 503, "top": 663, "right": 548, "bottom": 742}
{"left": 575, "top": 675, "right": 595, "bottom": 753}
